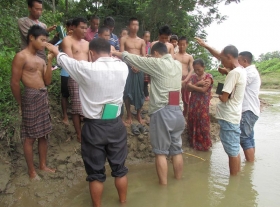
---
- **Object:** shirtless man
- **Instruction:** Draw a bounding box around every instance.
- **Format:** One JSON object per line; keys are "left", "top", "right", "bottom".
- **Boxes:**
{"left": 11, "top": 25, "right": 55, "bottom": 180}
{"left": 151, "top": 25, "right": 174, "bottom": 57}
{"left": 98, "top": 26, "right": 116, "bottom": 52}
{"left": 174, "top": 36, "right": 194, "bottom": 118}
{"left": 61, "top": 17, "right": 89, "bottom": 142}
{"left": 120, "top": 17, "right": 146, "bottom": 125}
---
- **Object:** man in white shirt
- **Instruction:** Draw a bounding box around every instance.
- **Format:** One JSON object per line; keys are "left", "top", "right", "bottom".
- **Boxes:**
{"left": 45, "top": 38, "right": 129, "bottom": 207}
{"left": 195, "top": 37, "right": 246, "bottom": 176}
{"left": 238, "top": 52, "right": 261, "bottom": 162}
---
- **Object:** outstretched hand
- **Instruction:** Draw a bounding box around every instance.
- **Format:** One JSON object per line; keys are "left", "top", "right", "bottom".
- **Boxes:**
{"left": 45, "top": 43, "right": 59, "bottom": 57}
{"left": 194, "top": 37, "right": 207, "bottom": 48}
{"left": 218, "top": 67, "right": 229, "bottom": 75}
{"left": 47, "top": 25, "right": 57, "bottom": 33}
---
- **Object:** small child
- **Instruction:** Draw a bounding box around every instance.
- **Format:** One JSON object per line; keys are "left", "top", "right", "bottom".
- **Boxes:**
{"left": 119, "top": 28, "right": 128, "bottom": 40}
{"left": 170, "top": 35, "right": 179, "bottom": 54}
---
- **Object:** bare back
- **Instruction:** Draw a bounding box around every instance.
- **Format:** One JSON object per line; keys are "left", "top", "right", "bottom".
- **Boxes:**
{"left": 174, "top": 52, "right": 194, "bottom": 78}
{"left": 120, "top": 35, "right": 145, "bottom": 56}
{"left": 13, "top": 50, "right": 46, "bottom": 89}
{"left": 61, "top": 36, "right": 89, "bottom": 61}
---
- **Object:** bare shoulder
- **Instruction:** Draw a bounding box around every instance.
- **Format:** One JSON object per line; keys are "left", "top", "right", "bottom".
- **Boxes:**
{"left": 151, "top": 41, "right": 158, "bottom": 47}
{"left": 81, "top": 39, "right": 89, "bottom": 45}
{"left": 121, "top": 36, "right": 128, "bottom": 43}
{"left": 62, "top": 36, "right": 72, "bottom": 44}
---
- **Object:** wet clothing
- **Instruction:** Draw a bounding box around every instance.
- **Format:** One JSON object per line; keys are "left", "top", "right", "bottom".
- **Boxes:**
{"left": 68, "top": 77, "right": 83, "bottom": 115}
{"left": 240, "top": 110, "right": 258, "bottom": 150}
{"left": 21, "top": 87, "right": 52, "bottom": 139}
{"left": 188, "top": 73, "right": 213, "bottom": 151}
{"left": 124, "top": 65, "right": 145, "bottom": 110}
{"left": 82, "top": 117, "right": 128, "bottom": 182}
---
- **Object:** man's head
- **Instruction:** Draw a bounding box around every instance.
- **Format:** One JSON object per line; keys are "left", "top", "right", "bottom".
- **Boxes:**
{"left": 65, "top": 19, "right": 73, "bottom": 33}
{"left": 98, "top": 26, "right": 110, "bottom": 40}
{"left": 72, "top": 17, "right": 88, "bottom": 39}
{"left": 120, "top": 28, "right": 128, "bottom": 38}
{"left": 89, "top": 38, "right": 111, "bottom": 61}
{"left": 143, "top": 31, "right": 150, "bottom": 42}
{"left": 90, "top": 15, "right": 99, "bottom": 31}
{"left": 104, "top": 16, "right": 115, "bottom": 33}
{"left": 27, "top": 0, "right": 43, "bottom": 20}
{"left": 170, "top": 35, "right": 178, "bottom": 48}
{"left": 128, "top": 17, "right": 139, "bottom": 34}
{"left": 158, "top": 25, "right": 172, "bottom": 43}
{"left": 238, "top": 51, "right": 253, "bottom": 68}
{"left": 221, "top": 45, "right": 239, "bottom": 69}
{"left": 27, "top": 25, "right": 49, "bottom": 51}
{"left": 178, "top": 36, "right": 188, "bottom": 53}
{"left": 151, "top": 42, "right": 168, "bottom": 58}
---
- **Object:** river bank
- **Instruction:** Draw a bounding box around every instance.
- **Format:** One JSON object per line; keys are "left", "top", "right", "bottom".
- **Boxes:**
{"left": 0, "top": 90, "right": 271, "bottom": 206}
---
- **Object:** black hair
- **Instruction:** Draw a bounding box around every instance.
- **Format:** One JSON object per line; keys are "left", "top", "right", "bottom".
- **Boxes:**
{"left": 72, "top": 17, "right": 87, "bottom": 27}
{"left": 159, "top": 25, "right": 172, "bottom": 36}
{"left": 98, "top": 26, "right": 110, "bottom": 34}
{"left": 27, "top": 0, "right": 42, "bottom": 7}
{"left": 66, "top": 19, "right": 73, "bottom": 27}
{"left": 222, "top": 45, "right": 239, "bottom": 58}
{"left": 128, "top": 17, "right": 138, "bottom": 25}
{"left": 151, "top": 42, "right": 168, "bottom": 55}
{"left": 178, "top": 36, "right": 189, "bottom": 43}
{"left": 239, "top": 51, "right": 253, "bottom": 64}
{"left": 27, "top": 25, "right": 49, "bottom": 44}
{"left": 193, "top": 59, "right": 205, "bottom": 67}
{"left": 170, "top": 35, "right": 178, "bottom": 41}
{"left": 89, "top": 38, "right": 111, "bottom": 54}
{"left": 104, "top": 16, "right": 115, "bottom": 27}
{"left": 143, "top": 31, "right": 150, "bottom": 36}
{"left": 90, "top": 15, "right": 100, "bottom": 21}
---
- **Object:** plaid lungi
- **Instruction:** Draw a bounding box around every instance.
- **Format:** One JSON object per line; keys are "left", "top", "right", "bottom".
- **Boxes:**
{"left": 21, "top": 87, "right": 52, "bottom": 139}
{"left": 68, "top": 77, "right": 83, "bottom": 115}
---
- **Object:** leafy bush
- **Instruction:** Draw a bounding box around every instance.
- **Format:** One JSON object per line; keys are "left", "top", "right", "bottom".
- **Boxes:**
{"left": 0, "top": 47, "right": 17, "bottom": 128}
{"left": 255, "top": 58, "right": 280, "bottom": 74}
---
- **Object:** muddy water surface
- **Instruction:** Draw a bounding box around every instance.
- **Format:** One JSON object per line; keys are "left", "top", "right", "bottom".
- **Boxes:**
{"left": 6, "top": 91, "right": 280, "bottom": 207}
{"left": 48, "top": 90, "right": 280, "bottom": 207}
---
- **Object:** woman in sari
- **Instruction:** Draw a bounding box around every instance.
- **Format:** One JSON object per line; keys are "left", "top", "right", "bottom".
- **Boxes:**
{"left": 187, "top": 59, "right": 213, "bottom": 151}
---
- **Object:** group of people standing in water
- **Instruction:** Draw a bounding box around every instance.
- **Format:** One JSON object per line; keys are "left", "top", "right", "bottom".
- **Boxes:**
{"left": 11, "top": 0, "right": 261, "bottom": 206}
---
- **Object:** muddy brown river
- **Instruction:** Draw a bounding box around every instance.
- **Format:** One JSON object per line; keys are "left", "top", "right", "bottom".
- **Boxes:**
{"left": 3, "top": 91, "right": 280, "bottom": 207}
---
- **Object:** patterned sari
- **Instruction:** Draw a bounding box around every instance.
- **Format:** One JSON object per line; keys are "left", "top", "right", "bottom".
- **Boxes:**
{"left": 188, "top": 73, "right": 213, "bottom": 151}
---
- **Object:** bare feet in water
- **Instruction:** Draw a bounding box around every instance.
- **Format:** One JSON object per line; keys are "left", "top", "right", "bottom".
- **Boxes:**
{"left": 29, "top": 171, "right": 41, "bottom": 181}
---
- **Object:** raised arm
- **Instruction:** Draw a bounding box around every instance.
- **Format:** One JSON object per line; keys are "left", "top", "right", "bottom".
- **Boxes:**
{"left": 61, "top": 37, "right": 73, "bottom": 57}
{"left": 44, "top": 53, "right": 54, "bottom": 86}
{"left": 11, "top": 54, "right": 24, "bottom": 112}
{"left": 112, "top": 51, "right": 158, "bottom": 76}
{"left": 195, "top": 37, "right": 222, "bottom": 60}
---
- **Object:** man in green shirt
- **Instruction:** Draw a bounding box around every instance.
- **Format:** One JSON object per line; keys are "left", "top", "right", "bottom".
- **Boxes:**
{"left": 113, "top": 42, "right": 185, "bottom": 185}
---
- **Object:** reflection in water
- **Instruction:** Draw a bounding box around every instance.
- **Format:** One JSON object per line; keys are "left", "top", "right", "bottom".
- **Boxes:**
{"left": 5, "top": 90, "right": 280, "bottom": 207}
